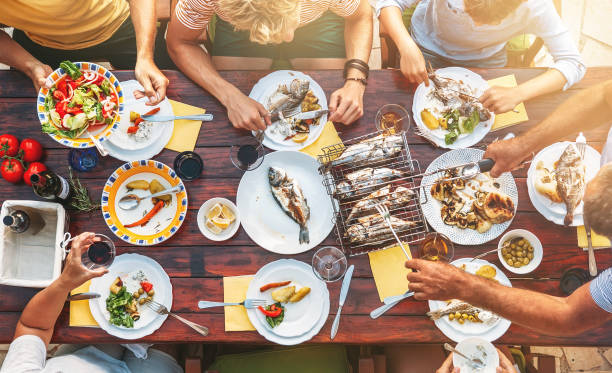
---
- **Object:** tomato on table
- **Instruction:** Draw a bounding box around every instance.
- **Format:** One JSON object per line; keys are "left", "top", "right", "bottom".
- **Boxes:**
{"left": 0, "top": 134, "right": 19, "bottom": 157}
{"left": 1, "top": 159, "right": 24, "bottom": 184}
{"left": 19, "top": 138, "right": 44, "bottom": 162}
{"left": 23, "top": 162, "right": 47, "bottom": 186}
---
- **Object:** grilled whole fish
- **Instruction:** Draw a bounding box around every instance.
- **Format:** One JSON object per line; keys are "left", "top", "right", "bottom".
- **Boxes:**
{"left": 331, "top": 134, "right": 404, "bottom": 166}
{"left": 267, "top": 78, "right": 310, "bottom": 117}
{"left": 426, "top": 299, "right": 481, "bottom": 321}
{"left": 335, "top": 167, "right": 404, "bottom": 199}
{"left": 268, "top": 167, "right": 310, "bottom": 244}
{"left": 555, "top": 144, "right": 585, "bottom": 225}
{"left": 346, "top": 214, "right": 416, "bottom": 243}
{"left": 428, "top": 72, "right": 491, "bottom": 121}
{"left": 346, "top": 185, "right": 414, "bottom": 222}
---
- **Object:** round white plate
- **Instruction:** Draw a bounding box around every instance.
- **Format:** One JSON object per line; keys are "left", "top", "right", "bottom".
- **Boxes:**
{"left": 249, "top": 70, "right": 328, "bottom": 151}
{"left": 412, "top": 67, "right": 494, "bottom": 149}
{"left": 197, "top": 197, "right": 241, "bottom": 241}
{"left": 89, "top": 253, "right": 172, "bottom": 340}
{"left": 428, "top": 258, "right": 511, "bottom": 343}
{"left": 109, "top": 97, "right": 174, "bottom": 151}
{"left": 246, "top": 259, "right": 330, "bottom": 345}
{"left": 453, "top": 337, "right": 499, "bottom": 373}
{"left": 236, "top": 150, "right": 334, "bottom": 254}
{"left": 420, "top": 148, "right": 518, "bottom": 245}
{"left": 527, "top": 141, "right": 600, "bottom": 226}
{"left": 103, "top": 121, "right": 173, "bottom": 162}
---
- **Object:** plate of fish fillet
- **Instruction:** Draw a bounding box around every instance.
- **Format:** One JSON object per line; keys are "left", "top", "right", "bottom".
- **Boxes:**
{"left": 236, "top": 150, "right": 335, "bottom": 254}
{"left": 420, "top": 148, "right": 518, "bottom": 245}
{"left": 427, "top": 258, "right": 512, "bottom": 342}
{"left": 249, "top": 70, "right": 328, "bottom": 151}
{"left": 527, "top": 141, "right": 601, "bottom": 226}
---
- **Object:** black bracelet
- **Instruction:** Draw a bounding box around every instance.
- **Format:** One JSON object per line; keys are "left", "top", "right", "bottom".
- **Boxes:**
{"left": 343, "top": 59, "right": 369, "bottom": 79}
{"left": 345, "top": 77, "right": 367, "bottom": 86}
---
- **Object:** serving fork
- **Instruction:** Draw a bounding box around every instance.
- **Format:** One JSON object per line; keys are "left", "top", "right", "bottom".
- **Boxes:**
{"left": 146, "top": 300, "right": 209, "bottom": 336}
{"left": 576, "top": 132, "right": 597, "bottom": 276}
{"left": 197, "top": 299, "right": 268, "bottom": 309}
{"left": 373, "top": 202, "right": 411, "bottom": 259}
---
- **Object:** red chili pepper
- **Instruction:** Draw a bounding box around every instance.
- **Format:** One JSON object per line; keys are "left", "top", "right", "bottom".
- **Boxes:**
{"left": 140, "top": 281, "right": 153, "bottom": 293}
{"left": 52, "top": 90, "right": 66, "bottom": 101}
{"left": 127, "top": 125, "right": 139, "bottom": 134}
{"left": 259, "top": 281, "right": 291, "bottom": 292}
{"left": 143, "top": 108, "right": 160, "bottom": 116}
{"left": 258, "top": 305, "right": 282, "bottom": 318}
{"left": 133, "top": 117, "right": 144, "bottom": 126}
{"left": 124, "top": 200, "right": 164, "bottom": 228}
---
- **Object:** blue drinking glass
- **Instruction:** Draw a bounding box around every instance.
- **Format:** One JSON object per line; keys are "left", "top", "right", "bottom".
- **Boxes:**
{"left": 68, "top": 148, "right": 99, "bottom": 172}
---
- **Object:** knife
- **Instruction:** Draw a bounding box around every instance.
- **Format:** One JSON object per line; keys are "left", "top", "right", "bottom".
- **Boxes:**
{"left": 270, "top": 109, "right": 328, "bottom": 123}
{"left": 141, "top": 114, "right": 214, "bottom": 122}
{"left": 67, "top": 292, "right": 100, "bottom": 301}
{"left": 330, "top": 264, "right": 354, "bottom": 340}
{"left": 584, "top": 217, "right": 598, "bottom": 276}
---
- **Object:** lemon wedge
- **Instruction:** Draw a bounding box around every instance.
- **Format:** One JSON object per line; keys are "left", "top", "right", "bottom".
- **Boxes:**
{"left": 292, "top": 133, "right": 308, "bottom": 143}
{"left": 207, "top": 203, "right": 223, "bottom": 220}
{"left": 212, "top": 216, "right": 232, "bottom": 229}
{"left": 220, "top": 204, "right": 235, "bottom": 222}
{"left": 205, "top": 218, "right": 223, "bottom": 234}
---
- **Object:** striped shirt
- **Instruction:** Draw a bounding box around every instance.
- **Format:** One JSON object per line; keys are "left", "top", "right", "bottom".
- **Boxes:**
{"left": 176, "top": 0, "right": 360, "bottom": 30}
{"left": 590, "top": 267, "right": 612, "bottom": 313}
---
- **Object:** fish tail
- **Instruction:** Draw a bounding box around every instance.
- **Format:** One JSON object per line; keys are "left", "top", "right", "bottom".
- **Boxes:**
{"left": 299, "top": 225, "right": 310, "bottom": 244}
{"left": 564, "top": 211, "right": 574, "bottom": 226}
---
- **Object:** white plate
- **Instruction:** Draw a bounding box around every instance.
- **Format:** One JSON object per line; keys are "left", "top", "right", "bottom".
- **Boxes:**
{"left": 249, "top": 70, "right": 328, "bottom": 151}
{"left": 453, "top": 337, "right": 499, "bottom": 373}
{"left": 246, "top": 259, "right": 330, "bottom": 345}
{"left": 428, "top": 258, "right": 511, "bottom": 343}
{"left": 527, "top": 141, "right": 601, "bottom": 226}
{"left": 412, "top": 67, "right": 494, "bottom": 149}
{"left": 89, "top": 253, "right": 172, "bottom": 340}
{"left": 236, "top": 151, "right": 335, "bottom": 254}
{"left": 103, "top": 123, "right": 172, "bottom": 162}
{"left": 197, "top": 197, "right": 241, "bottom": 241}
{"left": 420, "top": 148, "right": 518, "bottom": 245}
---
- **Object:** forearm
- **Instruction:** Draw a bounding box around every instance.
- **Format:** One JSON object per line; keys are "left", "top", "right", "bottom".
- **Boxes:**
{"left": 517, "top": 69, "right": 566, "bottom": 103}
{"left": 129, "top": 0, "right": 157, "bottom": 60}
{"left": 0, "top": 30, "right": 42, "bottom": 78}
{"left": 343, "top": 5, "right": 373, "bottom": 77}
{"left": 379, "top": 6, "right": 414, "bottom": 52}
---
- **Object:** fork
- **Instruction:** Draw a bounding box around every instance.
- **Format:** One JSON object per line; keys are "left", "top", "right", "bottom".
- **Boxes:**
{"left": 146, "top": 300, "right": 209, "bottom": 337}
{"left": 373, "top": 202, "right": 411, "bottom": 259}
{"left": 197, "top": 299, "right": 268, "bottom": 309}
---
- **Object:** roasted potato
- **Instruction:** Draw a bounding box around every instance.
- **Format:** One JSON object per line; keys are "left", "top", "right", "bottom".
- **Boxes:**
{"left": 289, "top": 287, "right": 311, "bottom": 303}
{"left": 475, "top": 265, "right": 496, "bottom": 279}
{"left": 421, "top": 109, "right": 439, "bottom": 130}
{"left": 149, "top": 179, "right": 171, "bottom": 205}
{"left": 126, "top": 180, "right": 150, "bottom": 190}
{"left": 271, "top": 286, "right": 295, "bottom": 303}
{"left": 130, "top": 111, "right": 141, "bottom": 122}
{"left": 110, "top": 277, "right": 123, "bottom": 294}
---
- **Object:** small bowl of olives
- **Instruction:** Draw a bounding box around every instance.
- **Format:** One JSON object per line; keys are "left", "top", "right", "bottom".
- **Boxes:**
{"left": 497, "top": 229, "right": 543, "bottom": 274}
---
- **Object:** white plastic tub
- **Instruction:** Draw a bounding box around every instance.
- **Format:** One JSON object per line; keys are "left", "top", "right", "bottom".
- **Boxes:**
{"left": 0, "top": 200, "right": 67, "bottom": 288}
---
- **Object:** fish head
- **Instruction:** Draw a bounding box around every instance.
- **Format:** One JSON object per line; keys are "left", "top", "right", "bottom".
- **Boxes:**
{"left": 268, "top": 167, "right": 286, "bottom": 186}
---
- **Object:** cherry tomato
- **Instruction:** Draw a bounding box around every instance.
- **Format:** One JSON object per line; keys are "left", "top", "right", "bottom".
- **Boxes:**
{"left": 52, "top": 90, "right": 66, "bottom": 101}
{"left": 19, "top": 138, "right": 44, "bottom": 163}
{"left": 1, "top": 159, "right": 24, "bottom": 184}
{"left": 23, "top": 162, "right": 47, "bottom": 186}
{"left": 0, "top": 134, "right": 19, "bottom": 157}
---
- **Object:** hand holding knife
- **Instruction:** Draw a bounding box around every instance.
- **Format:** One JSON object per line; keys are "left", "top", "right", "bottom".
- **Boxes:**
{"left": 330, "top": 264, "right": 354, "bottom": 340}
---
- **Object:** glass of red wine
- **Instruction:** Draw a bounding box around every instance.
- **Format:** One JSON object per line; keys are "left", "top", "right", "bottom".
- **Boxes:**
{"left": 230, "top": 136, "right": 265, "bottom": 171}
{"left": 81, "top": 234, "right": 116, "bottom": 270}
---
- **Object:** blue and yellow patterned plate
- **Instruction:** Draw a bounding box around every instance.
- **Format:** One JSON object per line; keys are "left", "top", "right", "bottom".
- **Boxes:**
{"left": 101, "top": 160, "right": 188, "bottom": 246}
{"left": 37, "top": 62, "right": 124, "bottom": 148}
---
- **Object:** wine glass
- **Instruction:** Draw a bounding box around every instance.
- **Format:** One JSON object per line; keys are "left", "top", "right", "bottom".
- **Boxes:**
{"left": 312, "top": 246, "right": 348, "bottom": 282}
{"left": 418, "top": 233, "right": 454, "bottom": 263}
{"left": 81, "top": 233, "right": 116, "bottom": 270}
{"left": 230, "top": 136, "right": 265, "bottom": 171}
{"left": 375, "top": 104, "right": 412, "bottom": 135}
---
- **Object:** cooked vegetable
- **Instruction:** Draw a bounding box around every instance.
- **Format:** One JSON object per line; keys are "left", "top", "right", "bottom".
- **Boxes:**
{"left": 258, "top": 304, "right": 282, "bottom": 317}
{"left": 421, "top": 109, "right": 439, "bottom": 130}
{"left": 106, "top": 285, "right": 135, "bottom": 328}
{"left": 140, "top": 281, "right": 153, "bottom": 293}
{"left": 263, "top": 303, "right": 285, "bottom": 328}
{"left": 60, "top": 61, "right": 82, "bottom": 80}
{"left": 110, "top": 277, "right": 123, "bottom": 295}
{"left": 289, "top": 287, "right": 311, "bottom": 303}
{"left": 259, "top": 281, "right": 291, "bottom": 292}
{"left": 126, "top": 180, "right": 150, "bottom": 190}
{"left": 149, "top": 179, "right": 171, "bottom": 204}
{"left": 143, "top": 107, "right": 160, "bottom": 116}
{"left": 271, "top": 286, "right": 295, "bottom": 303}
{"left": 130, "top": 111, "right": 141, "bottom": 122}
{"left": 124, "top": 200, "right": 164, "bottom": 228}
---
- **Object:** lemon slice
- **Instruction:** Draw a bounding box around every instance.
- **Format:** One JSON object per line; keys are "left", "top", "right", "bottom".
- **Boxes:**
{"left": 206, "top": 203, "right": 223, "bottom": 220}
{"left": 212, "top": 216, "right": 232, "bottom": 229}
{"left": 205, "top": 218, "right": 223, "bottom": 234}
{"left": 220, "top": 204, "right": 235, "bottom": 222}
{"left": 292, "top": 133, "right": 308, "bottom": 143}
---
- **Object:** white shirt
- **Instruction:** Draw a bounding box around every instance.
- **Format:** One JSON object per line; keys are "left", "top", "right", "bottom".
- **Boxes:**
{"left": 376, "top": 0, "right": 585, "bottom": 89}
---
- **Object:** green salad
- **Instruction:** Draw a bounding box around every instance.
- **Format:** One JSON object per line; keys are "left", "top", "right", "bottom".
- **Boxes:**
{"left": 106, "top": 285, "right": 136, "bottom": 328}
{"left": 443, "top": 109, "right": 480, "bottom": 145}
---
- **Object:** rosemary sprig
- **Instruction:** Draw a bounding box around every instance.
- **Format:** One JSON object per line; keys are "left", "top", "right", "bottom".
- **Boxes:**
{"left": 68, "top": 167, "right": 99, "bottom": 212}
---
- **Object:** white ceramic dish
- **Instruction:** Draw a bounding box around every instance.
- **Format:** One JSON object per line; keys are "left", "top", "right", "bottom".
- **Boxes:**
{"left": 197, "top": 198, "right": 241, "bottom": 241}
{"left": 236, "top": 150, "right": 335, "bottom": 255}
{"left": 453, "top": 337, "right": 499, "bottom": 373}
{"left": 527, "top": 141, "right": 600, "bottom": 226}
{"left": 412, "top": 67, "right": 494, "bottom": 149}
{"left": 249, "top": 70, "right": 328, "bottom": 151}
{"left": 245, "top": 259, "right": 329, "bottom": 345}
{"left": 89, "top": 253, "right": 172, "bottom": 340}
{"left": 428, "top": 258, "right": 511, "bottom": 343}
{"left": 497, "top": 229, "right": 543, "bottom": 274}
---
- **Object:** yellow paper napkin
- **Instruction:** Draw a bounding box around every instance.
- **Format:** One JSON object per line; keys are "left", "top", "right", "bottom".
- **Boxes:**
{"left": 577, "top": 226, "right": 611, "bottom": 249}
{"left": 165, "top": 100, "right": 206, "bottom": 153}
{"left": 300, "top": 121, "right": 343, "bottom": 160}
{"left": 487, "top": 75, "right": 529, "bottom": 131}
{"left": 69, "top": 280, "right": 99, "bottom": 327}
{"left": 368, "top": 244, "right": 412, "bottom": 302}
{"left": 223, "top": 275, "right": 256, "bottom": 331}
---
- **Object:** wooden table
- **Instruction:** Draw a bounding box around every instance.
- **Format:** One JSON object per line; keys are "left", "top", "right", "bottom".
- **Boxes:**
{"left": 0, "top": 68, "right": 611, "bottom": 346}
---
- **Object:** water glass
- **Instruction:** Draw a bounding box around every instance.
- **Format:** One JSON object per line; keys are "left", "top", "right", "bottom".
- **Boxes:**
{"left": 375, "top": 104, "right": 412, "bottom": 135}
{"left": 312, "top": 246, "right": 348, "bottom": 282}
{"left": 68, "top": 148, "right": 98, "bottom": 172}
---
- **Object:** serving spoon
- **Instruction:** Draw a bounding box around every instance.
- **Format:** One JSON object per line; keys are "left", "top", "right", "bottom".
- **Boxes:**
{"left": 118, "top": 185, "right": 182, "bottom": 210}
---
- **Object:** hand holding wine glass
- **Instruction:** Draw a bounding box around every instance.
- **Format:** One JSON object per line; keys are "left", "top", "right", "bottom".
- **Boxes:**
{"left": 58, "top": 232, "right": 108, "bottom": 291}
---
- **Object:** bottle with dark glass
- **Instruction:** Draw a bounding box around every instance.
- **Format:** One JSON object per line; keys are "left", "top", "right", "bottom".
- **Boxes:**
{"left": 30, "top": 170, "right": 73, "bottom": 204}
{"left": 3, "top": 209, "right": 45, "bottom": 235}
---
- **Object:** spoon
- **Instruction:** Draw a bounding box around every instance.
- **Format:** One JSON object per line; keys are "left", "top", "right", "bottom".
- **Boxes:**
{"left": 444, "top": 343, "right": 485, "bottom": 370}
{"left": 118, "top": 185, "right": 182, "bottom": 210}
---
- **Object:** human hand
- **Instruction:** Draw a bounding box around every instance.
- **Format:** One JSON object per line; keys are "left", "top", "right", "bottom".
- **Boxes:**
{"left": 437, "top": 353, "right": 460, "bottom": 373}
{"left": 484, "top": 137, "right": 532, "bottom": 178}
{"left": 479, "top": 86, "right": 523, "bottom": 114}
{"left": 399, "top": 40, "right": 429, "bottom": 86}
{"left": 25, "top": 61, "right": 53, "bottom": 92}
{"left": 58, "top": 232, "right": 108, "bottom": 291}
{"left": 328, "top": 80, "right": 365, "bottom": 125}
{"left": 405, "top": 259, "right": 471, "bottom": 301}
{"left": 497, "top": 348, "right": 518, "bottom": 373}
{"left": 225, "top": 89, "right": 270, "bottom": 131}
{"left": 134, "top": 58, "right": 169, "bottom": 105}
